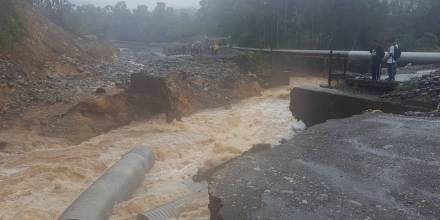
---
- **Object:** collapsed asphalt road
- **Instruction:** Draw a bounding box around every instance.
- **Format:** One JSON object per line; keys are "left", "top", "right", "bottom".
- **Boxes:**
{"left": 209, "top": 113, "right": 440, "bottom": 220}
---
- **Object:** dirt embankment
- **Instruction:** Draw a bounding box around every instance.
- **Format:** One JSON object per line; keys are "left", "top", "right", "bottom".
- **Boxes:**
{"left": 1, "top": 48, "right": 305, "bottom": 147}
{"left": 1, "top": 33, "right": 287, "bottom": 148}
{"left": 130, "top": 71, "right": 262, "bottom": 119}
{"left": 0, "top": 3, "right": 116, "bottom": 79}
{"left": 0, "top": 3, "right": 118, "bottom": 125}
{"left": 40, "top": 62, "right": 262, "bottom": 144}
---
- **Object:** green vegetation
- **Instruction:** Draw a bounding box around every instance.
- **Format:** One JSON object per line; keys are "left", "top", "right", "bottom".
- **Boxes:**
{"left": 0, "top": 0, "right": 24, "bottom": 50}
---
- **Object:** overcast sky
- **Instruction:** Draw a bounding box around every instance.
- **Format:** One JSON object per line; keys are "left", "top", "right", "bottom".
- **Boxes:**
{"left": 70, "top": 0, "right": 200, "bottom": 9}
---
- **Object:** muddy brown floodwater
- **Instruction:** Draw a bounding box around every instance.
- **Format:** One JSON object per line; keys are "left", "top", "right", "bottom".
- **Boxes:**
{"left": 0, "top": 76, "right": 325, "bottom": 220}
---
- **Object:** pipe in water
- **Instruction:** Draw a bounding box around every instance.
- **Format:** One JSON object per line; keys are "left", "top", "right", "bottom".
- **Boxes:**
{"left": 59, "top": 146, "right": 155, "bottom": 220}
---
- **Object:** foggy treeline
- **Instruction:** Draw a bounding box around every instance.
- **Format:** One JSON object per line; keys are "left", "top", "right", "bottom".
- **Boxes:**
{"left": 31, "top": 0, "right": 197, "bottom": 42}
{"left": 198, "top": 0, "right": 440, "bottom": 51}
{"left": 1, "top": 0, "right": 440, "bottom": 51}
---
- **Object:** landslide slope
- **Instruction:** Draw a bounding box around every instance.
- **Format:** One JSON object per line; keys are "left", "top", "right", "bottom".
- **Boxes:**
{"left": 0, "top": 2, "right": 116, "bottom": 79}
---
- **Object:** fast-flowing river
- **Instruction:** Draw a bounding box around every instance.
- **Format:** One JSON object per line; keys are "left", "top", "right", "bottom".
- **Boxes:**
{"left": 0, "top": 76, "right": 324, "bottom": 220}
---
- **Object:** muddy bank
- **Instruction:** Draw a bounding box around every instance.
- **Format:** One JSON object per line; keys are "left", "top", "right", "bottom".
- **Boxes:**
{"left": 24, "top": 57, "right": 262, "bottom": 144}
{"left": 40, "top": 74, "right": 260, "bottom": 144}
{"left": 130, "top": 70, "right": 262, "bottom": 119}
{"left": 1, "top": 47, "right": 270, "bottom": 146}
{"left": 0, "top": 45, "right": 304, "bottom": 147}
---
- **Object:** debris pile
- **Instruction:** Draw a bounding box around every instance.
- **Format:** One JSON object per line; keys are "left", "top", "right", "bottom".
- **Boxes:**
{"left": 1, "top": 49, "right": 263, "bottom": 144}
{"left": 0, "top": 70, "right": 129, "bottom": 121}
{"left": 381, "top": 70, "right": 440, "bottom": 111}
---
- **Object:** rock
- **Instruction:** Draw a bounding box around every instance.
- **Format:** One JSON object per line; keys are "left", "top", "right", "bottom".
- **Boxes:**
{"left": 0, "top": 141, "right": 8, "bottom": 151}
{"left": 383, "top": 70, "right": 440, "bottom": 110}
{"left": 349, "top": 200, "right": 362, "bottom": 206}
{"left": 223, "top": 104, "right": 232, "bottom": 110}
{"left": 193, "top": 158, "right": 228, "bottom": 182}
{"left": 246, "top": 143, "right": 271, "bottom": 154}
{"left": 383, "top": 145, "right": 393, "bottom": 150}
{"left": 95, "top": 87, "right": 106, "bottom": 94}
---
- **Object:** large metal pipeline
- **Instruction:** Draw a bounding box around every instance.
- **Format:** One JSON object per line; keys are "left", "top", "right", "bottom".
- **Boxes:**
{"left": 348, "top": 51, "right": 440, "bottom": 63}
{"left": 233, "top": 47, "right": 440, "bottom": 64}
{"left": 136, "top": 192, "right": 205, "bottom": 220}
{"left": 59, "top": 146, "right": 155, "bottom": 220}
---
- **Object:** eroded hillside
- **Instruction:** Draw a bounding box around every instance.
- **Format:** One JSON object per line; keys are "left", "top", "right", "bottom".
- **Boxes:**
{"left": 0, "top": 2, "right": 116, "bottom": 78}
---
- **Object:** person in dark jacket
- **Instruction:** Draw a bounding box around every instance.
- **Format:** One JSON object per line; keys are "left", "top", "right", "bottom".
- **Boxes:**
{"left": 370, "top": 40, "right": 385, "bottom": 80}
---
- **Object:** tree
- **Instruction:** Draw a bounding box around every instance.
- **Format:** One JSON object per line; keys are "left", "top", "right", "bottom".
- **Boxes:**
{"left": 196, "top": 0, "right": 440, "bottom": 51}
{"left": 27, "top": 0, "right": 440, "bottom": 50}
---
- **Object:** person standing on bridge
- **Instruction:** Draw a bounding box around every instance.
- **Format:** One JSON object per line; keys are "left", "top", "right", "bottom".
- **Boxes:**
{"left": 211, "top": 39, "right": 220, "bottom": 56}
{"left": 370, "top": 40, "right": 385, "bottom": 80}
{"left": 385, "top": 39, "right": 399, "bottom": 81}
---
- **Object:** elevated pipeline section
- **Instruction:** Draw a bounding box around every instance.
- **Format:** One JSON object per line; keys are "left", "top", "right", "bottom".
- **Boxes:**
{"left": 59, "top": 146, "right": 155, "bottom": 220}
{"left": 233, "top": 47, "right": 440, "bottom": 64}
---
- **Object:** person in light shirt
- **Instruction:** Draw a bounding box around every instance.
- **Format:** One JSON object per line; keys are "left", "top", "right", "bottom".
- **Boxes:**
{"left": 385, "top": 39, "right": 398, "bottom": 81}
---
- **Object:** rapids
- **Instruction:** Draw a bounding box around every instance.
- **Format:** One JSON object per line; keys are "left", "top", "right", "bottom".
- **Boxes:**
{"left": 0, "top": 76, "right": 324, "bottom": 220}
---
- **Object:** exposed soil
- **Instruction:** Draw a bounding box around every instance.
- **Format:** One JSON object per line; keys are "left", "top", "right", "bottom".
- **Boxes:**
{"left": 129, "top": 65, "right": 262, "bottom": 120}
{"left": 0, "top": 3, "right": 116, "bottom": 79}
{"left": 0, "top": 40, "right": 278, "bottom": 147}
{"left": 0, "top": 3, "right": 119, "bottom": 133}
